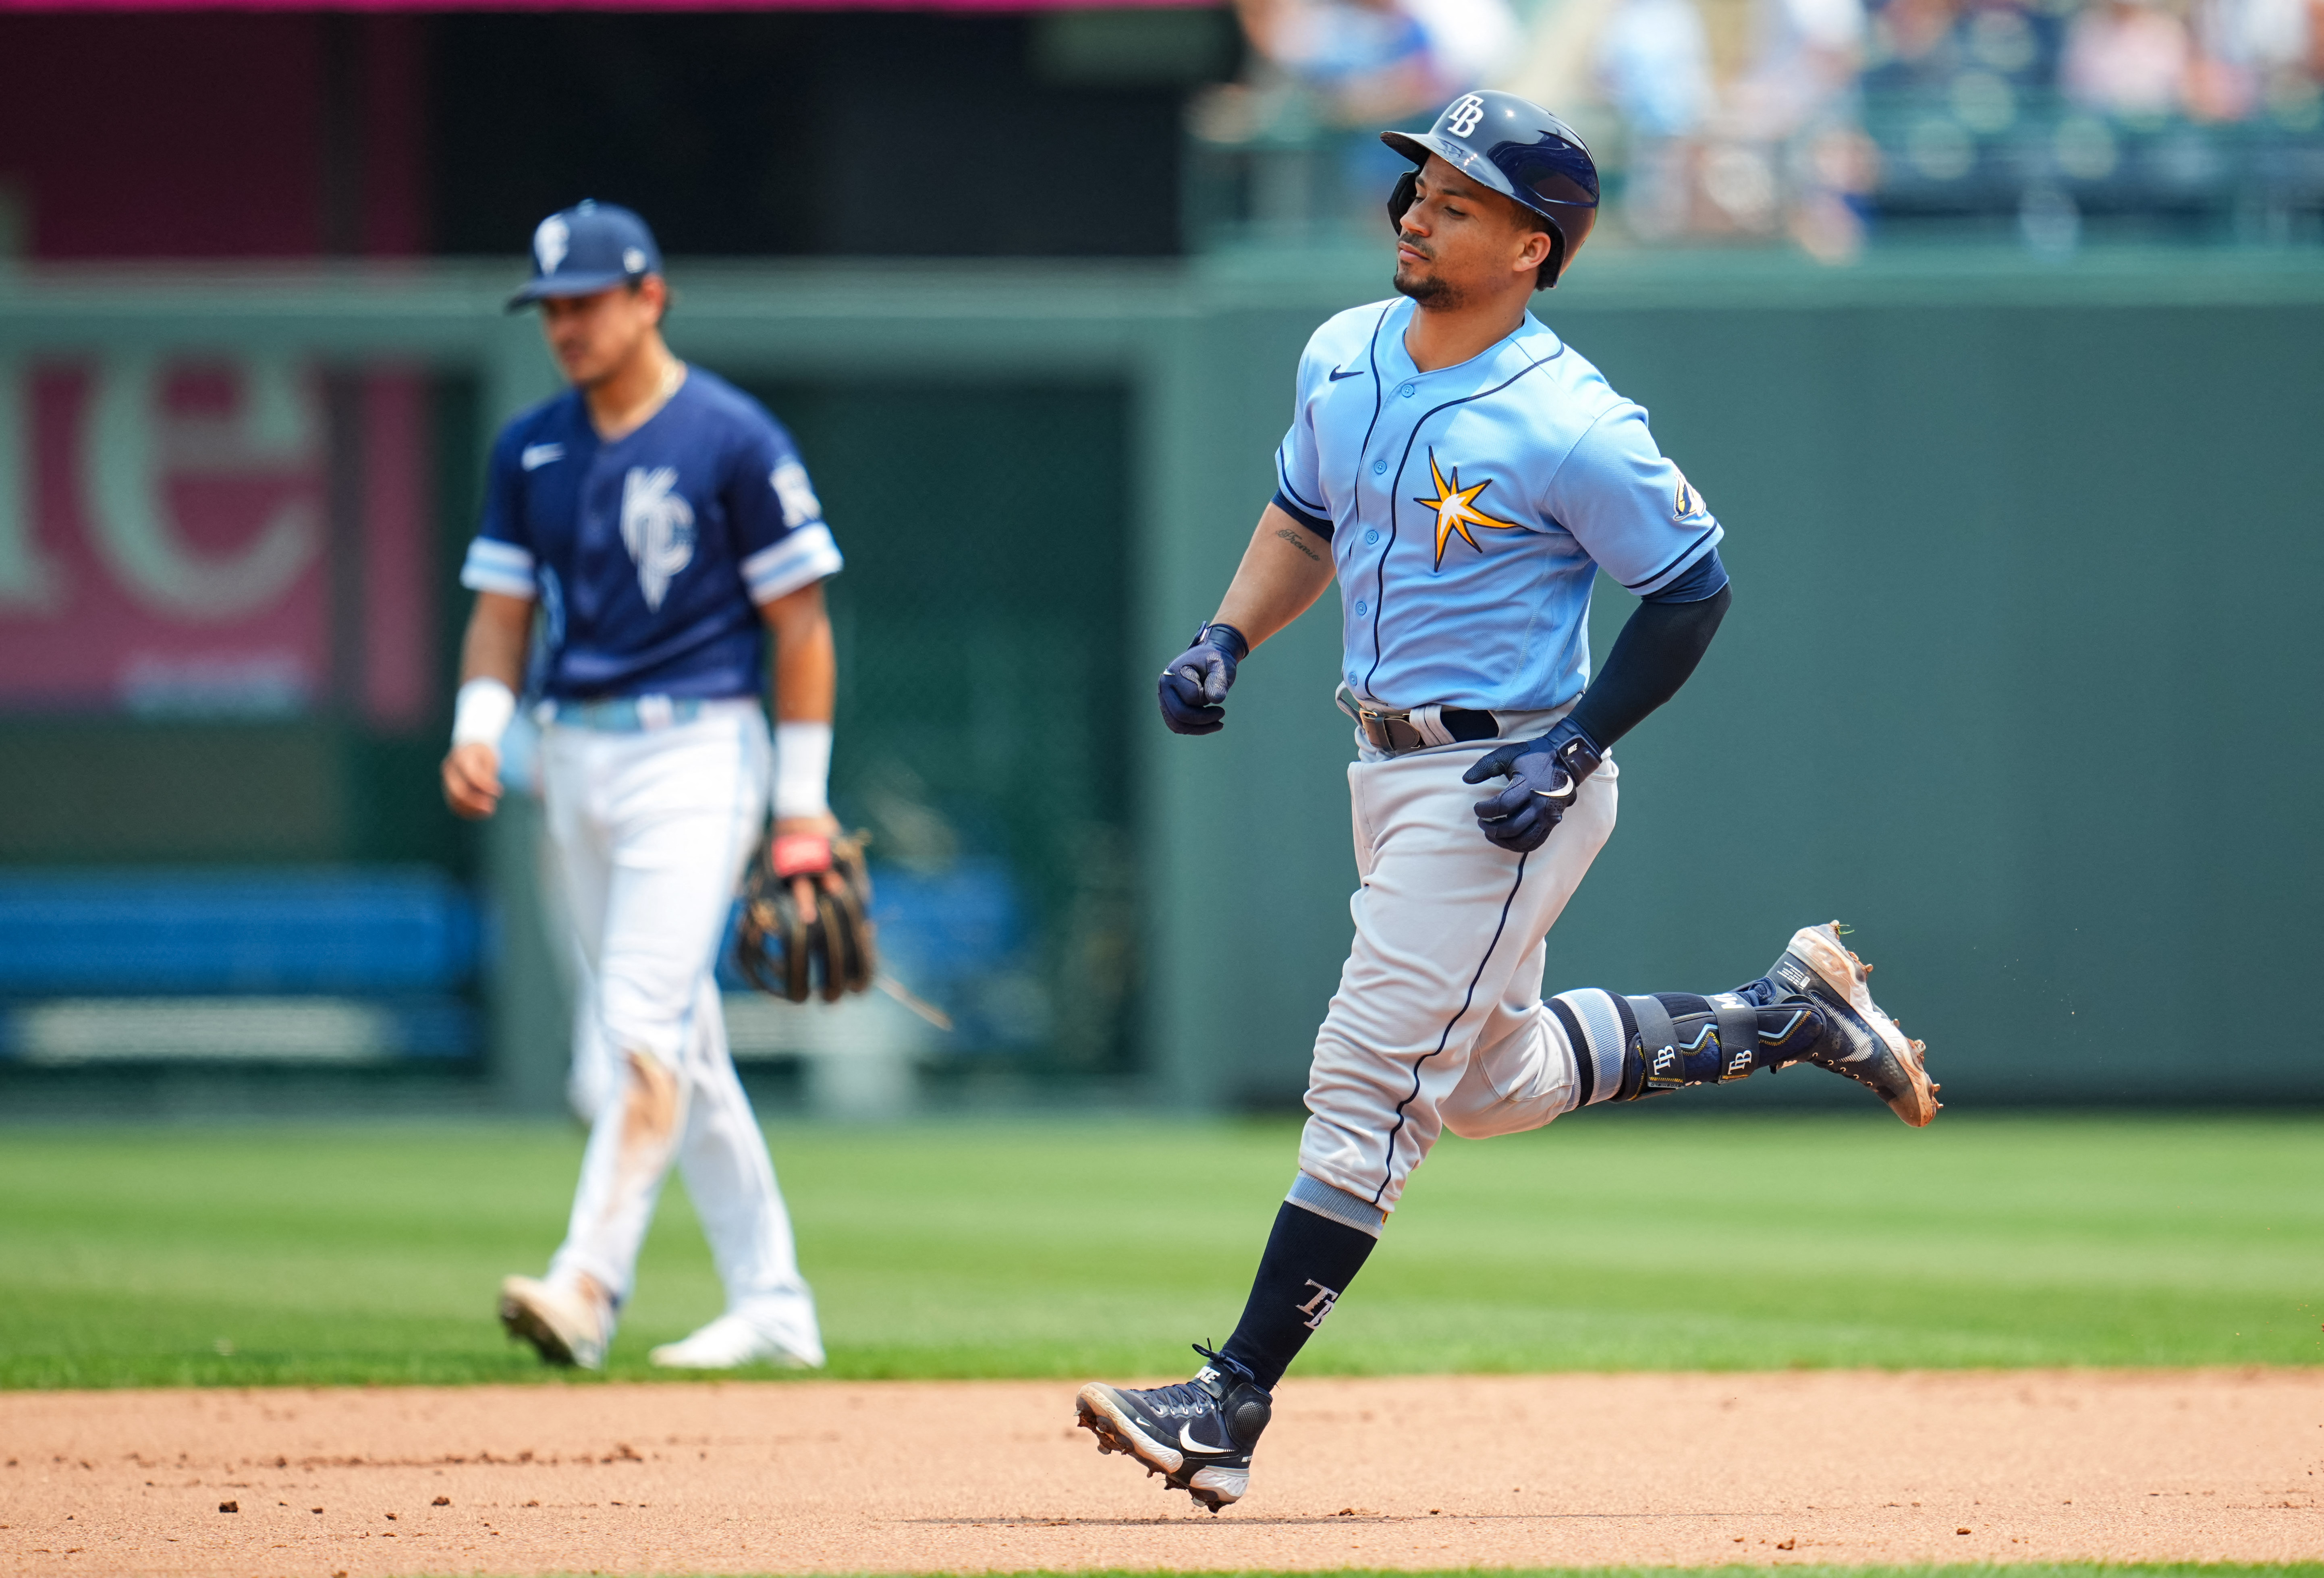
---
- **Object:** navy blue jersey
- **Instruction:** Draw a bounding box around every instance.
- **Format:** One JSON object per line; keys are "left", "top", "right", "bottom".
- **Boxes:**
{"left": 460, "top": 368, "right": 842, "bottom": 701}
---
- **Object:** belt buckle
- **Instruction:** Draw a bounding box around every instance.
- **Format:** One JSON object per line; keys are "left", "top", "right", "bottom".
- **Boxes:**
{"left": 1357, "top": 705, "right": 1426, "bottom": 753}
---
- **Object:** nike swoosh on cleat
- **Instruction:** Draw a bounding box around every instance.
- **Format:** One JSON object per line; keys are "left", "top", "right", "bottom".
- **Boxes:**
{"left": 1179, "top": 1423, "right": 1238, "bottom": 1456}
{"left": 1328, "top": 366, "right": 1363, "bottom": 381}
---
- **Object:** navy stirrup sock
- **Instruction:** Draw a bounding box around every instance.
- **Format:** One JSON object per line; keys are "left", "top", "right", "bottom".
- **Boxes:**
{"left": 1219, "top": 1200, "right": 1376, "bottom": 1390}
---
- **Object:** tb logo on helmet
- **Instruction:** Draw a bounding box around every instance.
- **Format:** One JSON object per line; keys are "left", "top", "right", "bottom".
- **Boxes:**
{"left": 1446, "top": 94, "right": 1487, "bottom": 137}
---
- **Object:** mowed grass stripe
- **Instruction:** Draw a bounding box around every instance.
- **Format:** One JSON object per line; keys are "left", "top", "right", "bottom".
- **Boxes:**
{"left": 0, "top": 1114, "right": 2316, "bottom": 1388}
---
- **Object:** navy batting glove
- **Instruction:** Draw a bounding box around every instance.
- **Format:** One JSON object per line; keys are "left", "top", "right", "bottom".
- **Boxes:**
{"left": 1461, "top": 719, "right": 1604, "bottom": 853}
{"left": 1158, "top": 623, "right": 1249, "bottom": 735}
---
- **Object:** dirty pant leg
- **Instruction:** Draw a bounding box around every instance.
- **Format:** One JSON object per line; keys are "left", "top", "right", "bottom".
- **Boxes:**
{"left": 542, "top": 709, "right": 770, "bottom": 1309}
{"left": 1297, "top": 747, "right": 1617, "bottom": 1213}
{"left": 674, "top": 970, "right": 824, "bottom": 1362}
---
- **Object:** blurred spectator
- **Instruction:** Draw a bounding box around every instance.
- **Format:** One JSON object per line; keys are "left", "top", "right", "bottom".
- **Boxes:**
{"left": 2188, "top": 0, "right": 2318, "bottom": 117}
{"left": 1232, "top": 0, "right": 1523, "bottom": 124}
{"left": 1595, "top": 0, "right": 1716, "bottom": 135}
{"left": 2062, "top": 0, "right": 2193, "bottom": 116}
{"left": 1962, "top": 0, "right": 2051, "bottom": 81}
{"left": 1594, "top": 0, "right": 1717, "bottom": 236}
{"left": 1872, "top": 0, "right": 1969, "bottom": 76}
{"left": 1192, "top": 0, "right": 2324, "bottom": 254}
{"left": 1713, "top": 0, "right": 1876, "bottom": 255}
{"left": 1737, "top": 0, "right": 1873, "bottom": 129}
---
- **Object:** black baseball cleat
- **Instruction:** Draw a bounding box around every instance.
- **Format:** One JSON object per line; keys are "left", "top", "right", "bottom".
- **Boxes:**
{"left": 1075, "top": 1346, "right": 1271, "bottom": 1511}
{"left": 1756, "top": 921, "right": 1939, "bottom": 1126}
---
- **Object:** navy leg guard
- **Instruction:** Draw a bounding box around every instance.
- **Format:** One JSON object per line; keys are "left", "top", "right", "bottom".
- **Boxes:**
{"left": 1553, "top": 989, "right": 1824, "bottom": 1104}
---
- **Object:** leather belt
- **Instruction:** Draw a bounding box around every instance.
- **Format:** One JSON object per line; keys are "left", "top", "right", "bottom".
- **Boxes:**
{"left": 1336, "top": 686, "right": 1500, "bottom": 755}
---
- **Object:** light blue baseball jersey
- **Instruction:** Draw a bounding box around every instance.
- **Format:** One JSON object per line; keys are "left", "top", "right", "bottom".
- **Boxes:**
{"left": 1272, "top": 295, "right": 1720, "bottom": 714}
{"left": 460, "top": 368, "right": 842, "bottom": 701}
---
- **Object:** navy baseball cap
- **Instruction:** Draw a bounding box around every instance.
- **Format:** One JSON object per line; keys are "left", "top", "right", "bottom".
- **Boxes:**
{"left": 507, "top": 200, "right": 663, "bottom": 310}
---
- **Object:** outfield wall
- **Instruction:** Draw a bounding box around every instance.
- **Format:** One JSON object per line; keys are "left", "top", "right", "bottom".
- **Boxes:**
{"left": 1159, "top": 249, "right": 2324, "bottom": 1110}
{"left": 1, "top": 250, "right": 2318, "bottom": 1109}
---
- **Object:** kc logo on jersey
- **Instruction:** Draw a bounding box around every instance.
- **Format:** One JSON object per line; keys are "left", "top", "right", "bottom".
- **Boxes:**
{"left": 621, "top": 466, "right": 696, "bottom": 610}
{"left": 1415, "top": 450, "right": 1524, "bottom": 569}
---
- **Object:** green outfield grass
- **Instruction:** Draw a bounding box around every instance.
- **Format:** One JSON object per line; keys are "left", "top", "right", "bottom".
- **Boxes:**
{"left": 0, "top": 1113, "right": 2314, "bottom": 1388}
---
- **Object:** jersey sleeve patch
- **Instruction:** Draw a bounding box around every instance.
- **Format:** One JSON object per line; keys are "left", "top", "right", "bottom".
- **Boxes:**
{"left": 1545, "top": 404, "right": 1724, "bottom": 597}
{"left": 743, "top": 523, "right": 842, "bottom": 604}
{"left": 770, "top": 460, "right": 823, "bottom": 528}
{"left": 460, "top": 537, "right": 537, "bottom": 598}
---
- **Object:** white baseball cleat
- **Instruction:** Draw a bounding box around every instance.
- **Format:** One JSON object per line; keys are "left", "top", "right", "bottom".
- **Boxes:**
{"left": 1769, "top": 921, "right": 1940, "bottom": 1127}
{"left": 648, "top": 1312, "right": 821, "bottom": 1371}
{"left": 498, "top": 1274, "right": 610, "bottom": 1371}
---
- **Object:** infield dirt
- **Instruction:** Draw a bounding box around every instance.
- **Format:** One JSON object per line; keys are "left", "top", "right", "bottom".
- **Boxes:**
{"left": 2, "top": 1369, "right": 2318, "bottom": 1577}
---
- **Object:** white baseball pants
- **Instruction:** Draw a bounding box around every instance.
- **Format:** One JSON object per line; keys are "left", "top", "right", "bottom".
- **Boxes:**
{"left": 537, "top": 701, "right": 822, "bottom": 1362}
{"left": 1297, "top": 725, "right": 1619, "bottom": 1216}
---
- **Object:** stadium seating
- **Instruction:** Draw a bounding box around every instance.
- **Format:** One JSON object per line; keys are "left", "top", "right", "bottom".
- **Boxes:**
{"left": 0, "top": 869, "right": 480, "bottom": 1065}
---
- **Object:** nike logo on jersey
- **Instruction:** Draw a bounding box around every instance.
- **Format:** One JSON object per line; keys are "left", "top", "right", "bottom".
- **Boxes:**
{"left": 521, "top": 443, "right": 565, "bottom": 471}
{"left": 1179, "top": 1422, "right": 1238, "bottom": 1456}
{"left": 1328, "top": 365, "right": 1364, "bottom": 381}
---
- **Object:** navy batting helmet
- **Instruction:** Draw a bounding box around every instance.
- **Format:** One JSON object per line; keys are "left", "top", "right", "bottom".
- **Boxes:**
{"left": 1383, "top": 91, "right": 1600, "bottom": 288}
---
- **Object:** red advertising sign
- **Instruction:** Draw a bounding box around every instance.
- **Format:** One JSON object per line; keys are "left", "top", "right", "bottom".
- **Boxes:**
{"left": 0, "top": 358, "right": 432, "bottom": 723}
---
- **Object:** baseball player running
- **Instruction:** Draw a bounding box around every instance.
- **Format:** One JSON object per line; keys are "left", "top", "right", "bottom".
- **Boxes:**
{"left": 441, "top": 201, "right": 842, "bottom": 1371}
{"left": 1076, "top": 92, "right": 1936, "bottom": 1510}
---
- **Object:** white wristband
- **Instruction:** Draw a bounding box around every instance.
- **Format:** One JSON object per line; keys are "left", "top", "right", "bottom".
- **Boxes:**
{"left": 452, "top": 677, "right": 517, "bottom": 749}
{"left": 773, "top": 720, "right": 833, "bottom": 819}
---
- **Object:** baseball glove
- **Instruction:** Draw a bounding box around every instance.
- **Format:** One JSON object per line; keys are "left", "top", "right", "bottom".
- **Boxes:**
{"left": 733, "top": 828, "right": 878, "bottom": 1004}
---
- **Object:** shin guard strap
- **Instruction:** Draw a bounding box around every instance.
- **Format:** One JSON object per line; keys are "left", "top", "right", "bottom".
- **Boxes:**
{"left": 1625, "top": 995, "right": 1683, "bottom": 1091}
{"left": 1712, "top": 994, "right": 1761, "bottom": 1081}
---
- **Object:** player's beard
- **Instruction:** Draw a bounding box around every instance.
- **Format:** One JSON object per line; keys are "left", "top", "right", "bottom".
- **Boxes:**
{"left": 1392, "top": 249, "right": 1461, "bottom": 310}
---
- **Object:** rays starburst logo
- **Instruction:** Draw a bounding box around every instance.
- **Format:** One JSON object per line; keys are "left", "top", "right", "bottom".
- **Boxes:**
{"left": 1415, "top": 450, "right": 1523, "bottom": 569}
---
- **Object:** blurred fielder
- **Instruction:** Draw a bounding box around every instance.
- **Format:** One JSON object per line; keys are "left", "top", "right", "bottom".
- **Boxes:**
{"left": 441, "top": 201, "right": 849, "bottom": 1371}
{"left": 1076, "top": 92, "right": 1937, "bottom": 1510}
